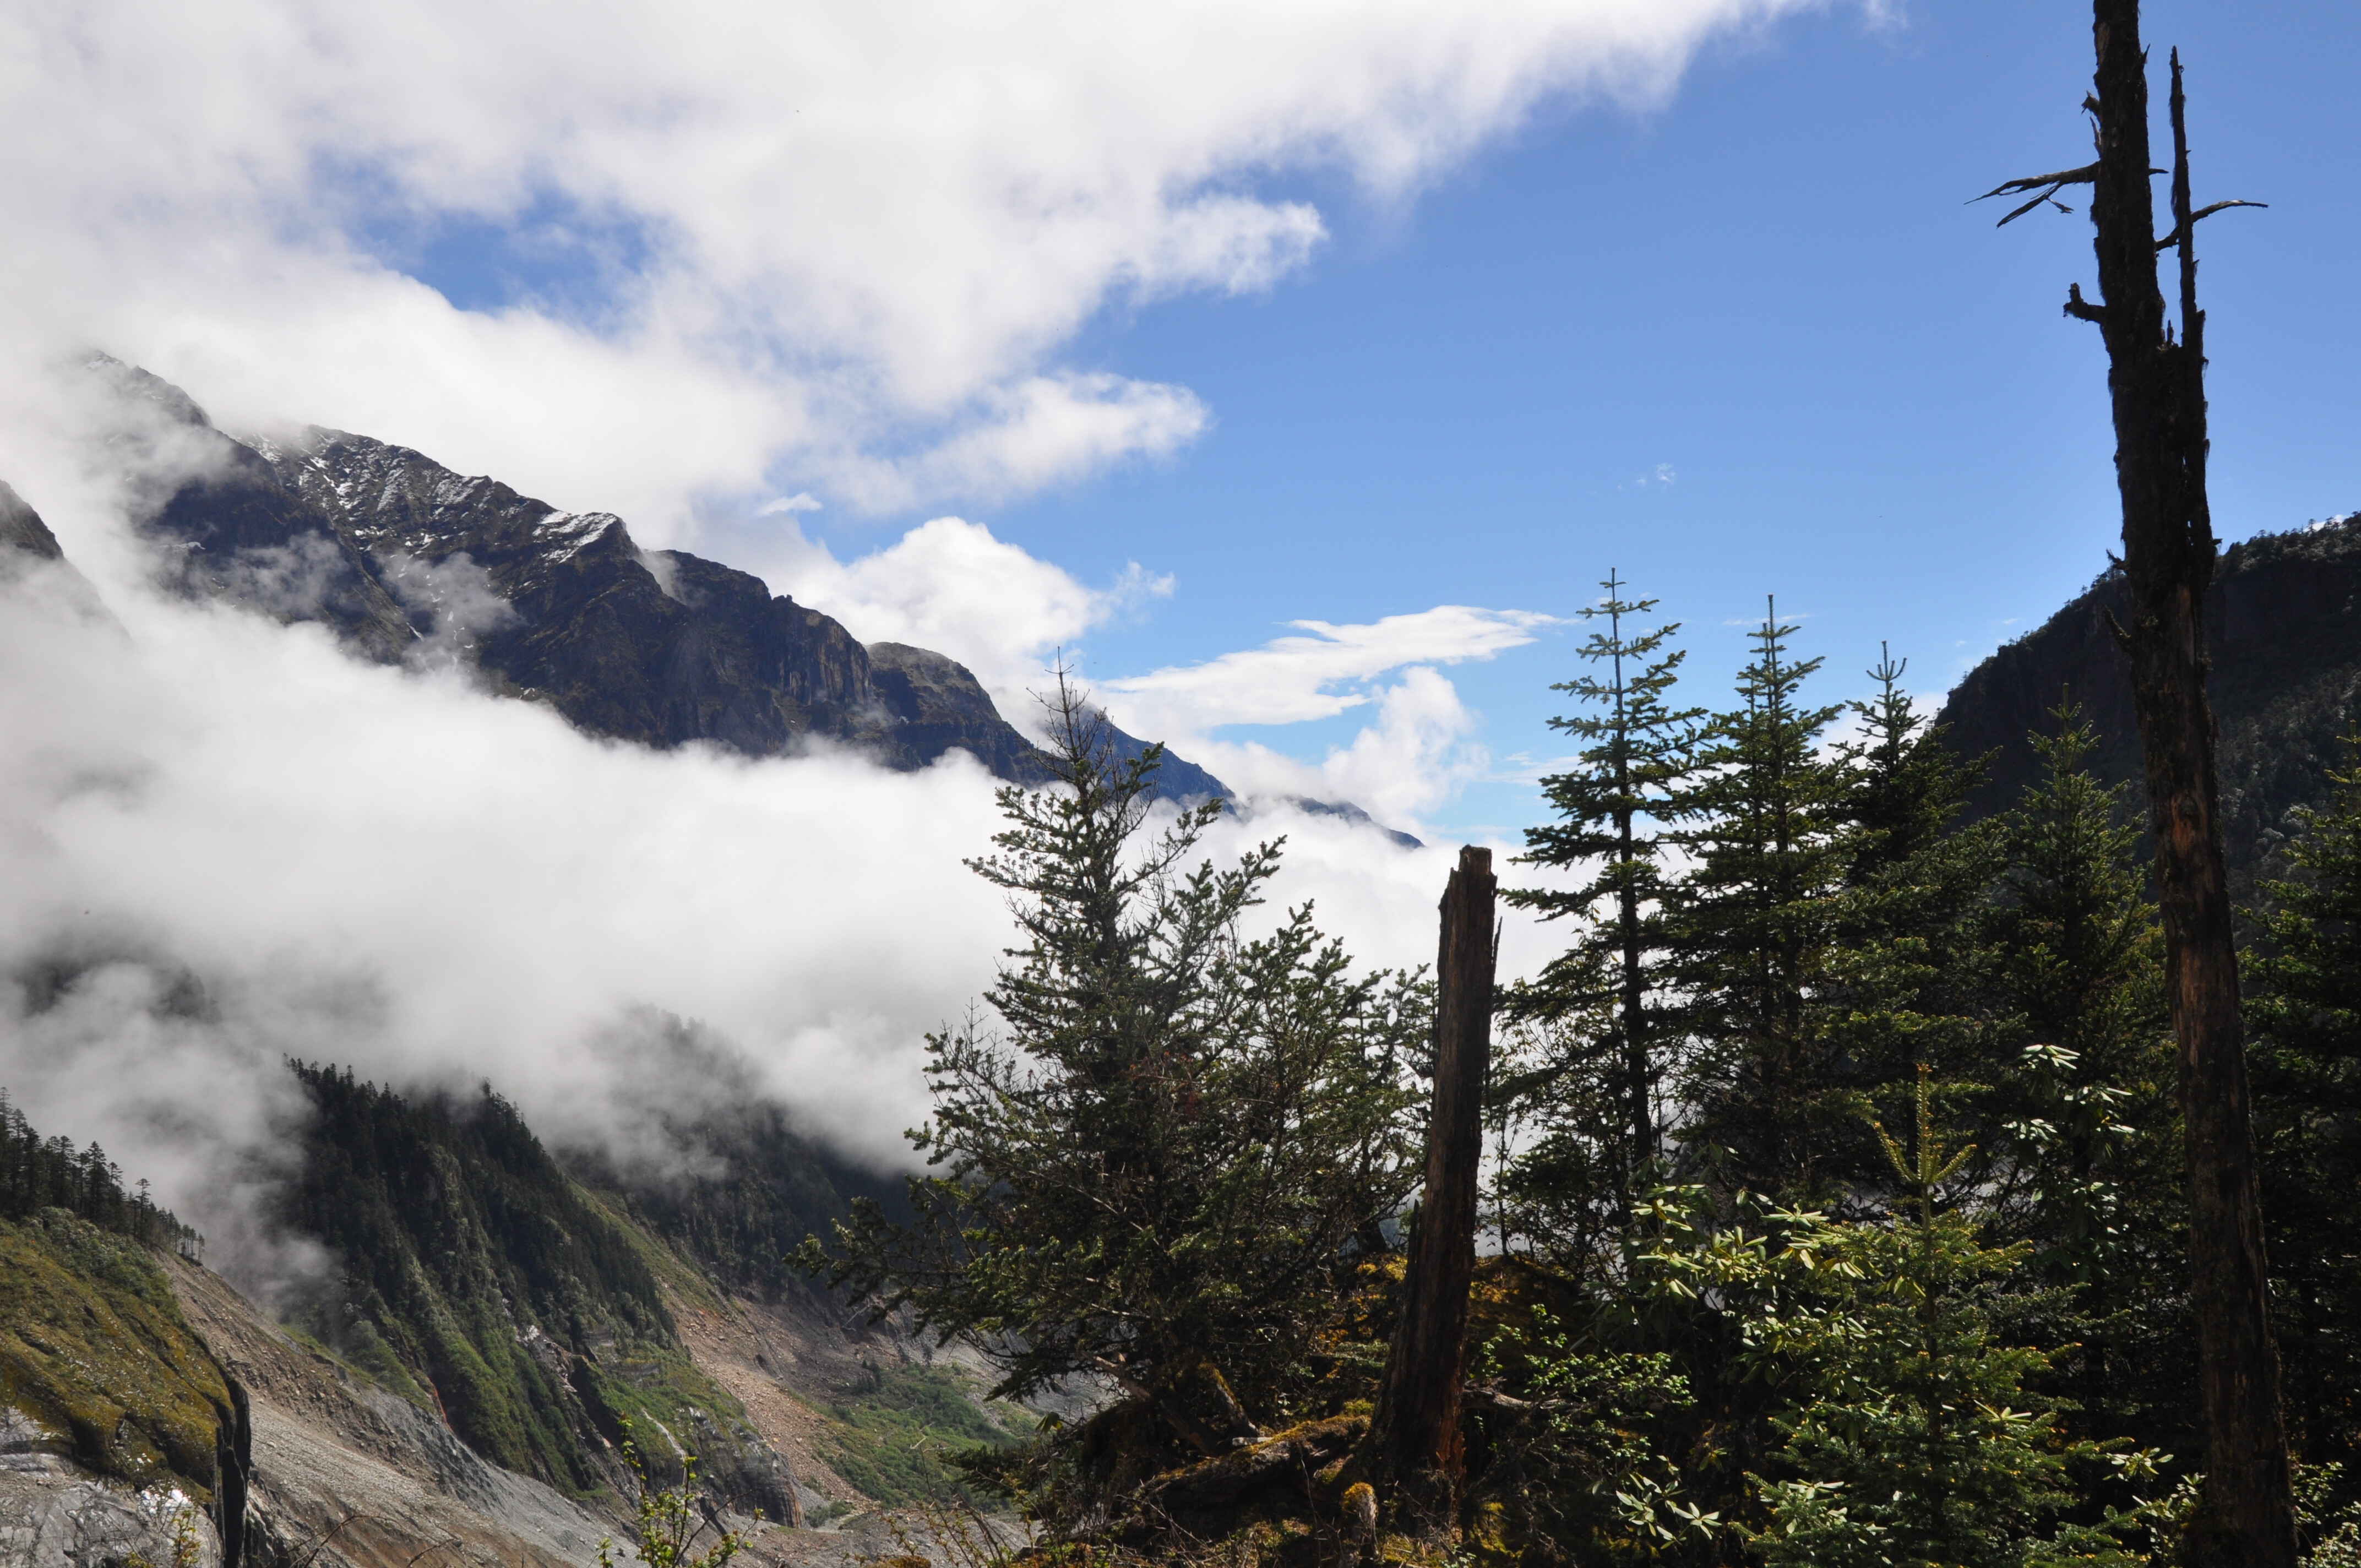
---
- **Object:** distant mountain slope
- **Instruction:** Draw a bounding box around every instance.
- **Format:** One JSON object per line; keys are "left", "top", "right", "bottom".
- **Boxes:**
{"left": 276, "top": 1064, "right": 799, "bottom": 1519}
{"left": 84, "top": 357, "right": 416, "bottom": 660}
{"left": 1937, "top": 514, "right": 2361, "bottom": 887}
{"left": 75, "top": 356, "right": 1227, "bottom": 798}
{"left": 0, "top": 1067, "right": 1018, "bottom": 1568}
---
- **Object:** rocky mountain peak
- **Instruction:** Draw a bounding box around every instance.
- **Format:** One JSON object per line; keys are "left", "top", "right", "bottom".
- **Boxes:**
{"left": 70, "top": 362, "right": 1228, "bottom": 797}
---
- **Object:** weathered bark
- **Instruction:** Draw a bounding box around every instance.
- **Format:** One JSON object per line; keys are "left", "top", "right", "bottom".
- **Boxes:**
{"left": 1366, "top": 846, "right": 1496, "bottom": 1521}
{"left": 2077, "top": 7, "right": 2295, "bottom": 1562}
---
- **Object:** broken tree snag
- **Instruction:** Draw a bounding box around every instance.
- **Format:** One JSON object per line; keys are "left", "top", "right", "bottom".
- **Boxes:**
{"left": 1367, "top": 845, "right": 1497, "bottom": 1524}
{"left": 2077, "top": 5, "right": 2296, "bottom": 1563}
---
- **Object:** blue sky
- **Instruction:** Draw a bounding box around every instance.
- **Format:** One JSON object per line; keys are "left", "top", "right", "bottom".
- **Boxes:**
{"left": 19, "top": 0, "right": 2357, "bottom": 841}
{"left": 960, "top": 0, "right": 2360, "bottom": 835}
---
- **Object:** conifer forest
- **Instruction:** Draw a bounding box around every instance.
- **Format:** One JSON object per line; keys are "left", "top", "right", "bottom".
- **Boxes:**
{"left": 802, "top": 590, "right": 2361, "bottom": 1566}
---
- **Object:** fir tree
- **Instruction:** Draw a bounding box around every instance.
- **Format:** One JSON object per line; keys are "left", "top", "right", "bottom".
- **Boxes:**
{"left": 2247, "top": 730, "right": 2361, "bottom": 1479}
{"left": 1664, "top": 600, "right": 1849, "bottom": 1200}
{"left": 1818, "top": 647, "right": 2008, "bottom": 1197}
{"left": 1743, "top": 1069, "right": 2166, "bottom": 1568}
{"left": 801, "top": 674, "right": 1427, "bottom": 1482}
{"left": 1985, "top": 697, "right": 2183, "bottom": 1458}
{"left": 1500, "top": 573, "right": 1701, "bottom": 1252}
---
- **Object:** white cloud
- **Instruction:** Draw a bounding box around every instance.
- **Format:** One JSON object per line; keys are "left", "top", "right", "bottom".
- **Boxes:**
{"left": 0, "top": 0, "right": 1838, "bottom": 530}
{"left": 730, "top": 512, "right": 1175, "bottom": 721}
{"left": 1101, "top": 605, "right": 1553, "bottom": 734}
{"left": 825, "top": 374, "right": 1211, "bottom": 513}
{"left": 1189, "top": 666, "right": 1495, "bottom": 827}
{"left": 1067, "top": 605, "right": 1553, "bottom": 832}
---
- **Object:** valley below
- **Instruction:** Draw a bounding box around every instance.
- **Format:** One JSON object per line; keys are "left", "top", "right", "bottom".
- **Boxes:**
{"left": 2, "top": 1070, "right": 1027, "bottom": 1568}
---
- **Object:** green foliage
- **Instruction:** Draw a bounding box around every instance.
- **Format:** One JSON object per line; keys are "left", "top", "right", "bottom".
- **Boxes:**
{"left": 597, "top": 1425, "right": 751, "bottom": 1568}
{"left": 1981, "top": 700, "right": 2189, "bottom": 1460}
{"left": 801, "top": 674, "right": 1426, "bottom": 1494}
{"left": 1661, "top": 600, "right": 1853, "bottom": 1199}
{"left": 1478, "top": 610, "right": 2201, "bottom": 1567}
{"left": 2249, "top": 730, "right": 2361, "bottom": 1482}
{"left": 1818, "top": 651, "right": 2009, "bottom": 1170}
{"left": 1739, "top": 1071, "right": 2165, "bottom": 1568}
{"left": 559, "top": 1012, "right": 894, "bottom": 1298}
{"left": 277, "top": 1064, "right": 780, "bottom": 1510}
{"left": 2298, "top": 1464, "right": 2361, "bottom": 1568}
{"left": 0, "top": 1089, "right": 200, "bottom": 1253}
{"left": 0, "top": 1209, "right": 235, "bottom": 1500}
{"left": 1502, "top": 574, "right": 1702, "bottom": 1254}
{"left": 1473, "top": 1305, "right": 1713, "bottom": 1564}
{"left": 817, "top": 1362, "right": 1022, "bottom": 1507}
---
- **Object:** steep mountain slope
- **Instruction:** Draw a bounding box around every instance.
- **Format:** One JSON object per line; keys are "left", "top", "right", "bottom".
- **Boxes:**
{"left": 1, "top": 1074, "right": 1016, "bottom": 1568}
{"left": 84, "top": 357, "right": 416, "bottom": 661}
{"left": 0, "top": 1215, "right": 242, "bottom": 1520}
{"left": 276, "top": 1065, "right": 800, "bottom": 1520}
{"left": 1, "top": 477, "right": 117, "bottom": 624}
{"left": 1938, "top": 514, "right": 2361, "bottom": 888}
{"left": 66, "top": 358, "right": 1226, "bottom": 797}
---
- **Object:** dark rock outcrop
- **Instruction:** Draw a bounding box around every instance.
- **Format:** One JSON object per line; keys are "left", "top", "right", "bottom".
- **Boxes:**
{"left": 864, "top": 642, "right": 1054, "bottom": 785}
{"left": 1938, "top": 513, "right": 2361, "bottom": 888}
{"left": 0, "top": 480, "right": 121, "bottom": 627}
{"left": 82, "top": 356, "right": 415, "bottom": 660}
{"left": 252, "top": 428, "right": 899, "bottom": 763}
{"left": 80, "top": 360, "right": 1234, "bottom": 799}
{"left": 0, "top": 481, "right": 63, "bottom": 561}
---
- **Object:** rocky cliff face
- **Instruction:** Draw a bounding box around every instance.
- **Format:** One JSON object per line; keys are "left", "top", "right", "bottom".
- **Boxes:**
{"left": 64, "top": 358, "right": 1226, "bottom": 797}
{"left": 1938, "top": 513, "right": 2361, "bottom": 887}
{"left": 82, "top": 357, "right": 417, "bottom": 662}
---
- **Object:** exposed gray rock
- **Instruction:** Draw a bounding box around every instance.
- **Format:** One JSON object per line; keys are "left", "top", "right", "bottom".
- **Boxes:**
{"left": 0, "top": 1471, "right": 225, "bottom": 1568}
{"left": 77, "top": 359, "right": 1237, "bottom": 802}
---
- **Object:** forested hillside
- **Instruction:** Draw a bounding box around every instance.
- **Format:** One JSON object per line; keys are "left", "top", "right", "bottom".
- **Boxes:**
{"left": 0, "top": 1095, "right": 244, "bottom": 1536}
{"left": 275, "top": 1065, "right": 798, "bottom": 1517}
{"left": 1939, "top": 515, "right": 2361, "bottom": 891}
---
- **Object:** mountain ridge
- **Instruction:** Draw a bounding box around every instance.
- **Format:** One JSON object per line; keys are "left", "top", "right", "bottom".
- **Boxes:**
{"left": 1936, "top": 511, "right": 2361, "bottom": 891}
{"left": 76, "top": 356, "right": 1227, "bottom": 801}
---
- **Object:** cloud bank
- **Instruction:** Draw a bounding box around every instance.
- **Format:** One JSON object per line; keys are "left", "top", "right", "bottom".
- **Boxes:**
{"left": 0, "top": 444, "right": 1564, "bottom": 1283}
{"left": 0, "top": 0, "right": 1832, "bottom": 531}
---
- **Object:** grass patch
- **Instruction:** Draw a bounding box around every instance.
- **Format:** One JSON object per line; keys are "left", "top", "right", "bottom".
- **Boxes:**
{"left": 819, "top": 1362, "right": 1024, "bottom": 1507}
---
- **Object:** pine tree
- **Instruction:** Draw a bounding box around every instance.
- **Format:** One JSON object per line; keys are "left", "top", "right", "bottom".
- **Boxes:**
{"left": 1664, "top": 600, "right": 1849, "bottom": 1200}
{"left": 801, "top": 675, "right": 1427, "bottom": 1484}
{"left": 1500, "top": 573, "right": 1701, "bottom": 1251}
{"left": 2247, "top": 730, "right": 2361, "bottom": 1479}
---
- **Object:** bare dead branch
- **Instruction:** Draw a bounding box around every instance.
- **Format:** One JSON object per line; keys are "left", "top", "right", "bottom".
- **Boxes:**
{"left": 1974, "top": 163, "right": 2101, "bottom": 205}
{"left": 2063, "top": 282, "right": 2108, "bottom": 323}
{"left": 2156, "top": 199, "right": 2269, "bottom": 250}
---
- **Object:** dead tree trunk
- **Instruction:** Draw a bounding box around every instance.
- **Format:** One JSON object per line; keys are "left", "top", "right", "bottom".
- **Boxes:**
{"left": 1989, "top": 6, "right": 2292, "bottom": 1562}
{"left": 1367, "top": 846, "right": 1496, "bottom": 1526}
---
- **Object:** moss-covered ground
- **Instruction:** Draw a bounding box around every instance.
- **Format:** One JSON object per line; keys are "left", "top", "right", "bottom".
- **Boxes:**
{"left": 0, "top": 1210, "right": 232, "bottom": 1499}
